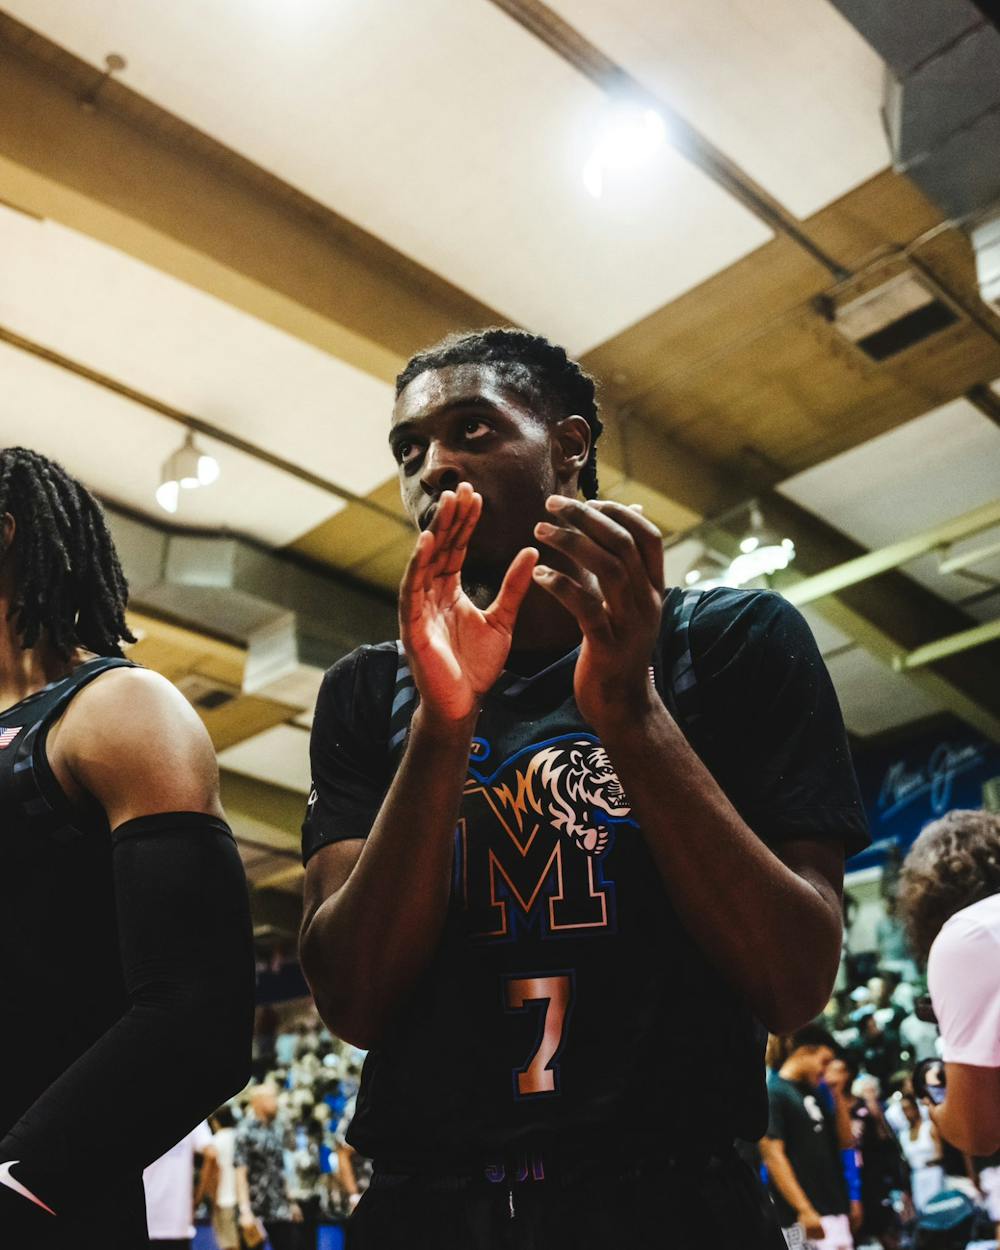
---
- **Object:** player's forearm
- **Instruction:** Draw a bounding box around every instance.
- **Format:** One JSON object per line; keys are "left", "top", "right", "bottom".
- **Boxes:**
{"left": 0, "top": 823, "right": 254, "bottom": 1217}
{"left": 301, "top": 703, "right": 477, "bottom": 1047}
{"left": 598, "top": 696, "right": 841, "bottom": 1032}
{"left": 760, "top": 1141, "right": 813, "bottom": 1218}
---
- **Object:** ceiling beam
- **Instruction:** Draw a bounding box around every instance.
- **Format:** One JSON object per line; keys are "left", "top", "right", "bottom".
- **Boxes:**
{"left": 0, "top": 12, "right": 709, "bottom": 546}
{"left": 766, "top": 493, "right": 1000, "bottom": 743}
{"left": 896, "top": 617, "right": 1000, "bottom": 673}
{"left": 486, "top": 0, "right": 850, "bottom": 280}
{"left": 0, "top": 13, "right": 501, "bottom": 383}
{"left": 220, "top": 770, "right": 306, "bottom": 845}
{"left": 783, "top": 499, "right": 1000, "bottom": 607}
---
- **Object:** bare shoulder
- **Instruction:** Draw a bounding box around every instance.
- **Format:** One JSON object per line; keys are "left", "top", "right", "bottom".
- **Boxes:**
{"left": 58, "top": 663, "right": 223, "bottom": 827}
{"left": 74, "top": 662, "right": 196, "bottom": 717}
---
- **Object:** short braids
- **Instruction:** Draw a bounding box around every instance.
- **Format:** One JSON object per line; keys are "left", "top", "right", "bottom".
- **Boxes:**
{"left": 395, "top": 328, "right": 604, "bottom": 499}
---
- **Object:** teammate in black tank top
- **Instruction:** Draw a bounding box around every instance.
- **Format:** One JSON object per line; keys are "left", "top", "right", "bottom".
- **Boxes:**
{"left": 299, "top": 331, "right": 869, "bottom": 1249}
{"left": 0, "top": 448, "right": 255, "bottom": 1248}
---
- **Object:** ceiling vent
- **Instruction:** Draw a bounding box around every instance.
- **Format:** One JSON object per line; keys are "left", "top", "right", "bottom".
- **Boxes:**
{"left": 820, "top": 268, "right": 960, "bottom": 361}
{"left": 175, "top": 672, "right": 240, "bottom": 711}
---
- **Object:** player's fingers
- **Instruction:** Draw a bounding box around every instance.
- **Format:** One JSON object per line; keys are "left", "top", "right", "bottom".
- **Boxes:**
{"left": 531, "top": 564, "right": 612, "bottom": 642}
{"left": 485, "top": 546, "right": 539, "bottom": 633}
{"left": 589, "top": 499, "right": 665, "bottom": 591}
{"left": 533, "top": 519, "right": 636, "bottom": 616}
{"left": 399, "top": 529, "right": 433, "bottom": 626}
{"left": 544, "top": 496, "right": 650, "bottom": 593}
{"left": 440, "top": 489, "right": 482, "bottom": 577}
{"left": 429, "top": 484, "right": 476, "bottom": 583}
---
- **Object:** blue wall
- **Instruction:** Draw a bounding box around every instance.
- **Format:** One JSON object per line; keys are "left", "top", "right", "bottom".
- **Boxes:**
{"left": 849, "top": 717, "right": 1000, "bottom": 871}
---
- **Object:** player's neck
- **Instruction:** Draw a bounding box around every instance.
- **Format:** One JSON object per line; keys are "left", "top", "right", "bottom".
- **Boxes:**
{"left": 511, "top": 582, "right": 582, "bottom": 654}
{"left": 0, "top": 612, "right": 83, "bottom": 711}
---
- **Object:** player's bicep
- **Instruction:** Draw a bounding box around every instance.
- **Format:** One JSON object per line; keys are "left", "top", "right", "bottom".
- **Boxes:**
{"left": 302, "top": 838, "right": 365, "bottom": 931}
{"left": 64, "top": 668, "right": 222, "bottom": 828}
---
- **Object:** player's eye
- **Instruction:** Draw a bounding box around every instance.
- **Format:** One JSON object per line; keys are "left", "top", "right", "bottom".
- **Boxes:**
{"left": 395, "top": 440, "right": 422, "bottom": 467}
{"left": 462, "top": 418, "right": 491, "bottom": 440}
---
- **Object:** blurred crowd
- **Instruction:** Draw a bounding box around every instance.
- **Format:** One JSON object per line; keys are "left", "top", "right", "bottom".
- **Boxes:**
{"left": 754, "top": 838, "right": 1000, "bottom": 1250}
{"left": 144, "top": 1014, "right": 370, "bottom": 1249}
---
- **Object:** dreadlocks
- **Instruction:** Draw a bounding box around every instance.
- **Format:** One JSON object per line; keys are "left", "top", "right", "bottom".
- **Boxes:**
{"left": 0, "top": 447, "right": 135, "bottom": 658}
{"left": 395, "top": 327, "right": 604, "bottom": 500}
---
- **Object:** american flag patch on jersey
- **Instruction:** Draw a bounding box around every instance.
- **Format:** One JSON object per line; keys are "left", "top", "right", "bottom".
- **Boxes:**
{"left": 0, "top": 726, "right": 22, "bottom": 749}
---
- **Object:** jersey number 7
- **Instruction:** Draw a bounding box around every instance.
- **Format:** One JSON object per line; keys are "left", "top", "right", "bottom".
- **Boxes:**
{"left": 503, "top": 973, "right": 575, "bottom": 1098}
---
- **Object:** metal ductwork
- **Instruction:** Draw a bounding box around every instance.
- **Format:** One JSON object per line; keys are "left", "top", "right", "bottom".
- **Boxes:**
{"left": 829, "top": 0, "right": 1000, "bottom": 310}
{"left": 106, "top": 504, "right": 397, "bottom": 711}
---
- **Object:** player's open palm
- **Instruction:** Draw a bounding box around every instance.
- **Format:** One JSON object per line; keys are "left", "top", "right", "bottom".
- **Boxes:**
{"left": 399, "top": 483, "right": 538, "bottom": 723}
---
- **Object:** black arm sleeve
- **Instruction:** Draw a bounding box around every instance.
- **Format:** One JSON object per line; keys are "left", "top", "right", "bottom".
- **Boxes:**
{"left": 689, "top": 588, "right": 870, "bottom": 857}
{"left": 301, "top": 644, "right": 396, "bottom": 864}
{"left": 0, "top": 812, "right": 254, "bottom": 1222}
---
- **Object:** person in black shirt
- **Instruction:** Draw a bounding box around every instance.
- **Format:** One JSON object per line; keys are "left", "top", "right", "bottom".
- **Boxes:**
{"left": 0, "top": 448, "right": 255, "bottom": 1248}
{"left": 762, "top": 1026, "right": 855, "bottom": 1248}
{"left": 299, "top": 329, "right": 869, "bottom": 1249}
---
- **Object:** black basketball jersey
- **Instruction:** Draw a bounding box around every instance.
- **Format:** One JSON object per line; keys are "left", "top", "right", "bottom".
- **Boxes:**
{"left": 0, "top": 656, "right": 148, "bottom": 1236}
{"left": 302, "top": 588, "right": 869, "bottom": 1168}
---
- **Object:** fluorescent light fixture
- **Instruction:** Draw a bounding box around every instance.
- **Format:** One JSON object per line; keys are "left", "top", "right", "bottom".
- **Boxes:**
{"left": 157, "top": 431, "right": 220, "bottom": 513}
{"left": 583, "top": 102, "right": 668, "bottom": 200}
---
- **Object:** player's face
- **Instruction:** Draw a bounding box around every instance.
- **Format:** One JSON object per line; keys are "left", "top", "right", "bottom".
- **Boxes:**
{"left": 390, "top": 364, "right": 580, "bottom": 572}
{"left": 805, "top": 1045, "right": 835, "bottom": 1087}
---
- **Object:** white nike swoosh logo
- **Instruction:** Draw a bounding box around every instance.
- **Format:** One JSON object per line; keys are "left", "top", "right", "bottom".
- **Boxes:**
{"left": 0, "top": 1161, "right": 57, "bottom": 1216}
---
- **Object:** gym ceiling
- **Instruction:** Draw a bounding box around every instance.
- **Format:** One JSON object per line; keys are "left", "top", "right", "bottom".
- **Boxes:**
{"left": 1, "top": 0, "right": 998, "bottom": 920}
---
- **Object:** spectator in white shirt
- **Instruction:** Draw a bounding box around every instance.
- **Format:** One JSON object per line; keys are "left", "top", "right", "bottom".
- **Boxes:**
{"left": 143, "top": 1121, "right": 215, "bottom": 1249}
{"left": 898, "top": 809, "right": 1000, "bottom": 1157}
{"left": 209, "top": 1106, "right": 239, "bottom": 1250}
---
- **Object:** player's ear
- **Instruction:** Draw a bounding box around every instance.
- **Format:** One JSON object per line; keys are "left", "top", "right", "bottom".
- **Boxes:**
{"left": 551, "top": 416, "right": 590, "bottom": 489}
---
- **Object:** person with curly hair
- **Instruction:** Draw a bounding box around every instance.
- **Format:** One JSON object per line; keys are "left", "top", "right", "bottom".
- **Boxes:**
{"left": 299, "top": 328, "right": 869, "bottom": 1248}
{"left": 897, "top": 809, "right": 1000, "bottom": 1159}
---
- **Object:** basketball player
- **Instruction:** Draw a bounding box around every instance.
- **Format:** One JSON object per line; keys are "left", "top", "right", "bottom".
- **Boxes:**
{"left": 0, "top": 448, "right": 255, "bottom": 1248}
{"left": 299, "top": 330, "right": 869, "bottom": 1248}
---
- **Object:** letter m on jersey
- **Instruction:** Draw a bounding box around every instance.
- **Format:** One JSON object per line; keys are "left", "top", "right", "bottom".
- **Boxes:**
{"left": 456, "top": 736, "right": 632, "bottom": 941}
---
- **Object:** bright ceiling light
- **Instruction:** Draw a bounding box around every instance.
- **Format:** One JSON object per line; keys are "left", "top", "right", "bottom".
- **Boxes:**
{"left": 682, "top": 507, "right": 796, "bottom": 591}
{"left": 157, "top": 431, "right": 220, "bottom": 513}
{"left": 727, "top": 538, "right": 795, "bottom": 586}
{"left": 582, "top": 102, "right": 668, "bottom": 200}
{"left": 155, "top": 479, "right": 179, "bottom": 514}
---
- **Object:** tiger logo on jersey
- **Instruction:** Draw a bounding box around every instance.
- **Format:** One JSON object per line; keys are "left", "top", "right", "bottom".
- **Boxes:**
{"left": 534, "top": 740, "right": 630, "bottom": 857}
{"left": 458, "top": 734, "right": 636, "bottom": 941}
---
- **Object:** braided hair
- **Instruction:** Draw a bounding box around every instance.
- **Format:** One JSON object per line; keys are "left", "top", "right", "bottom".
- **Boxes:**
{"left": 0, "top": 447, "right": 135, "bottom": 658}
{"left": 395, "top": 328, "right": 604, "bottom": 499}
